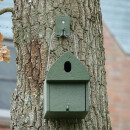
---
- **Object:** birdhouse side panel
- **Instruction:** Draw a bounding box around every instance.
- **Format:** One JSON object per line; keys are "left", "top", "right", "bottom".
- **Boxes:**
{"left": 44, "top": 80, "right": 50, "bottom": 116}
{"left": 85, "top": 83, "right": 89, "bottom": 111}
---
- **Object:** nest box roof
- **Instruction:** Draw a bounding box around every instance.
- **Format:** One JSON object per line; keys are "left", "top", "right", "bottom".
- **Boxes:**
{"left": 47, "top": 52, "right": 90, "bottom": 82}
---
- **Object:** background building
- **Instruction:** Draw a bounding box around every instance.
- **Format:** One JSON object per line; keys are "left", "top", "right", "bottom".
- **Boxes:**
{"left": 101, "top": 0, "right": 130, "bottom": 129}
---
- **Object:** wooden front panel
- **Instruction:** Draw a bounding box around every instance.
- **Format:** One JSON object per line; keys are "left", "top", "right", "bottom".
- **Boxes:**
{"left": 50, "top": 83, "right": 85, "bottom": 112}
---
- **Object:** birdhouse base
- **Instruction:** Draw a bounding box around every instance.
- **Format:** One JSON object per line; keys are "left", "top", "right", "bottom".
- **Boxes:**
{"left": 44, "top": 112, "right": 87, "bottom": 119}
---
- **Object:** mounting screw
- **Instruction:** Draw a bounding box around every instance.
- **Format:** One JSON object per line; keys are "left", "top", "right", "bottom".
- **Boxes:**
{"left": 62, "top": 21, "right": 65, "bottom": 24}
{"left": 66, "top": 105, "right": 69, "bottom": 112}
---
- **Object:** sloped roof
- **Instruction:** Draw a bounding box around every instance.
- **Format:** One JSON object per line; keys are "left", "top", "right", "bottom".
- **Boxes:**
{"left": 0, "top": 0, "right": 14, "bottom": 39}
{"left": 101, "top": 0, "right": 130, "bottom": 54}
{"left": 47, "top": 52, "right": 90, "bottom": 82}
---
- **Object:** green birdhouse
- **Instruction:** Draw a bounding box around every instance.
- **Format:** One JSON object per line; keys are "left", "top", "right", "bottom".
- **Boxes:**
{"left": 44, "top": 52, "right": 90, "bottom": 119}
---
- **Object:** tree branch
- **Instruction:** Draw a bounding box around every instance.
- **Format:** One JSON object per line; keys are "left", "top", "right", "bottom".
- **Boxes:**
{"left": 0, "top": 8, "right": 13, "bottom": 15}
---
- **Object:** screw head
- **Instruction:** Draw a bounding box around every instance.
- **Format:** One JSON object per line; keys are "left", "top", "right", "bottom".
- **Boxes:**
{"left": 62, "top": 21, "right": 65, "bottom": 24}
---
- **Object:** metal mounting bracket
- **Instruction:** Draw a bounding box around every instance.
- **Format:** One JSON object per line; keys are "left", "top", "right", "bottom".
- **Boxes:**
{"left": 56, "top": 16, "right": 70, "bottom": 37}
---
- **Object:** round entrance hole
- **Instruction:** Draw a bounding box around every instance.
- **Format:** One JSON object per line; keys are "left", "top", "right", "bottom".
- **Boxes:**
{"left": 64, "top": 61, "right": 71, "bottom": 72}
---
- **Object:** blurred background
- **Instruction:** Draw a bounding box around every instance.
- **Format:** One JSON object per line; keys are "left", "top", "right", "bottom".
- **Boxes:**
{"left": 101, "top": 0, "right": 130, "bottom": 130}
{"left": 0, "top": 0, "right": 130, "bottom": 129}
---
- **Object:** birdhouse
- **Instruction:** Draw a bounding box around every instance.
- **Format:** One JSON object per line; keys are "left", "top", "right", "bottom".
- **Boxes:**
{"left": 44, "top": 52, "right": 90, "bottom": 119}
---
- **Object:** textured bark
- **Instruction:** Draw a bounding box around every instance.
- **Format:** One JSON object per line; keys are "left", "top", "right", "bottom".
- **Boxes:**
{"left": 11, "top": 0, "right": 112, "bottom": 129}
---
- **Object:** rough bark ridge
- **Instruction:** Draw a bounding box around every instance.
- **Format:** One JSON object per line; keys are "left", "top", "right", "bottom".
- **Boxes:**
{"left": 11, "top": 0, "right": 111, "bottom": 129}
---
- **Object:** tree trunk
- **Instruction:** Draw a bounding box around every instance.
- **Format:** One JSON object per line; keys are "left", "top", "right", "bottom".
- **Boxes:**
{"left": 11, "top": 0, "right": 111, "bottom": 129}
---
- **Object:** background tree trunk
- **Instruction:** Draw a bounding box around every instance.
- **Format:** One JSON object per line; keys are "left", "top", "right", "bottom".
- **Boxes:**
{"left": 11, "top": 0, "right": 111, "bottom": 129}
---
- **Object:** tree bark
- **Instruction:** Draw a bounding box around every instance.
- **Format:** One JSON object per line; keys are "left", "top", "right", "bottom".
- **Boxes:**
{"left": 11, "top": 0, "right": 112, "bottom": 129}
